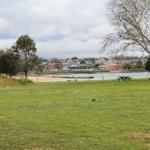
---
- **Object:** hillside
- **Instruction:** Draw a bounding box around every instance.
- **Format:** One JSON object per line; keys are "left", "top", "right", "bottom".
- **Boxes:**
{"left": 0, "top": 75, "right": 33, "bottom": 86}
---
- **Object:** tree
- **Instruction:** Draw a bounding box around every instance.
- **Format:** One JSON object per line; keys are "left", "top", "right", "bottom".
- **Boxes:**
{"left": 102, "top": 0, "right": 150, "bottom": 54}
{"left": 0, "top": 50, "right": 19, "bottom": 77}
{"left": 32, "top": 56, "right": 43, "bottom": 73}
{"left": 135, "top": 60, "right": 143, "bottom": 69}
{"left": 145, "top": 57, "right": 150, "bottom": 72}
{"left": 123, "top": 63, "right": 132, "bottom": 70}
{"left": 12, "top": 35, "right": 37, "bottom": 78}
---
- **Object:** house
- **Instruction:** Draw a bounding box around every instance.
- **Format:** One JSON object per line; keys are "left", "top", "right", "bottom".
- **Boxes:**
{"left": 98, "top": 65, "right": 108, "bottom": 72}
{"left": 107, "top": 63, "right": 123, "bottom": 72}
{"left": 43, "top": 63, "right": 62, "bottom": 72}
{"left": 68, "top": 64, "right": 94, "bottom": 71}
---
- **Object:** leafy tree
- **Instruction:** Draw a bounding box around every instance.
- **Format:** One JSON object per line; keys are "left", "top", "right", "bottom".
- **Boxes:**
{"left": 135, "top": 60, "right": 143, "bottom": 69}
{"left": 145, "top": 57, "right": 150, "bottom": 72}
{"left": 0, "top": 50, "right": 19, "bottom": 77}
{"left": 32, "top": 56, "right": 43, "bottom": 73}
{"left": 102, "top": 0, "right": 150, "bottom": 54}
{"left": 123, "top": 63, "right": 132, "bottom": 70}
{"left": 12, "top": 35, "right": 37, "bottom": 78}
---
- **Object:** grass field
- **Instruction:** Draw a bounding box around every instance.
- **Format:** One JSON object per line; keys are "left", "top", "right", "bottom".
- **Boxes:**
{"left": 0, "top": 79, "right": 150, "bottom": 150}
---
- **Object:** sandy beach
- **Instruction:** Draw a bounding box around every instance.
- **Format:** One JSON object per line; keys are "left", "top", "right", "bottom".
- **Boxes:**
{"left": 28, "top": 76, "right": 66, "bottom": 82}
{"left": 15, "top": 76, "right": 66, "bottom": 82}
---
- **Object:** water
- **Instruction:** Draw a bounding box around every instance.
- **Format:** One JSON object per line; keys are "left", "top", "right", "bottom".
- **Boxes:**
{"left": 47, "top": 72, "right": 150, "bottom": 81}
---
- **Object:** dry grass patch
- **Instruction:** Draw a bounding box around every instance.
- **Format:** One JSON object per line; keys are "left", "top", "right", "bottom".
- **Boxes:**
{"left": 25, "top": 148, "right": 43, "bottom": 150}
{"left": 127, "top": 132, "right": 150, "bottom": 147}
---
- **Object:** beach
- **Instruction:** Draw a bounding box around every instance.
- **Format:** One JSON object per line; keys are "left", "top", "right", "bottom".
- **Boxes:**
{"left": 28, "top": 76, "right": 66, "bottom": 82}
{"left": 14, "top": 76, "right": 65, "bottom": 82}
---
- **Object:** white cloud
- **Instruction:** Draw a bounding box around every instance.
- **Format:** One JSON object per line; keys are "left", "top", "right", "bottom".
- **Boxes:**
{"left": 0, "top": 17, "right": 13, "bottom": 32}
{"left": 0, "top": 38, "right": 16, "bottom": 49}
{"left": 0, "top": 0, "right": 112, "bottom": 57}
{"left": 37, "top": 37, "right": 100, "bottom": 58}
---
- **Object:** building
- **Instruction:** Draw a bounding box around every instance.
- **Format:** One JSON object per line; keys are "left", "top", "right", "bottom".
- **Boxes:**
{"left": 107, "top": 63, "right": 123, "bottom": 72}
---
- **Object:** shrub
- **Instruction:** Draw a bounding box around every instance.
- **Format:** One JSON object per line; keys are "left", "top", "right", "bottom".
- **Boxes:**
{"left": 19, "top": 79, "right": 33, "bottom": 85}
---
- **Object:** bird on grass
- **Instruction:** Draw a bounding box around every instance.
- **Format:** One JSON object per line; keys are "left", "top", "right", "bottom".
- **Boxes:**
{"left": 91, "top": 98, "right": 96, "bottom": 102}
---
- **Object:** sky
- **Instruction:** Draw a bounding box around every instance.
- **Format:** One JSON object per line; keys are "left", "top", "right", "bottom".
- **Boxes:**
{"left": 0, "top": 0, "right": 113, "bottom": 58}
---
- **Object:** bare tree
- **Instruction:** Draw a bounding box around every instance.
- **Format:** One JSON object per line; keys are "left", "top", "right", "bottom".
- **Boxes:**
{"left": 102, "top": 0, "right": 150, "bottom": 54}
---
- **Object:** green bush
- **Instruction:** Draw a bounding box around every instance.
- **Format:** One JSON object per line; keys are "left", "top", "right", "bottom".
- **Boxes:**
{"left": 19, "top": 79, "right": 33, "bottom": 85}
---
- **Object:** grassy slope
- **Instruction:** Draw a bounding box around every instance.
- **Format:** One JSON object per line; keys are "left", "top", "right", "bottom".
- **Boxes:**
{"left": 0, "top": 80, "right": 150, "bottom": 150}
{"left": 0, "top": 75, "right": 21, "bottom": 86}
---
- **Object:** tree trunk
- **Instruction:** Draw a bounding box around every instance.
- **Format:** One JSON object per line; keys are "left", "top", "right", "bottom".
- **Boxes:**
{"left": 9, "top": 74, "right": 12, "bottom": 78}
{"left": 25, "top": 71, "right": 28, "bottom": 79}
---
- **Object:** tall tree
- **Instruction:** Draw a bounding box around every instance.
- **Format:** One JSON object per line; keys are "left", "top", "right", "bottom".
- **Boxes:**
{"left": 102, "top": 0, "right": 150, "bottom": 54}
{"left": 12, "top": 35, "right": 37, "bottom": 78}
{"left": 145, "top": 57, "right": 150, "bottom": 72}
{"left": 0, "top": 50, "right": 19, "bottom": 77}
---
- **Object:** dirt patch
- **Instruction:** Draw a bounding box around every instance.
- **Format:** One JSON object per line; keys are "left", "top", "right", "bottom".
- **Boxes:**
{"left": 145, "top": 143, "right": 150, "bottom": 147}
{"left": 127, "top": 132, "right": 150, "bottom": 147}
{"left": 25, "top": 148, "right": 43, "bottom": 150}
{"left": 25, "top": 147, "right": 63, "bottom": 150}
{"left": 128, "top": 132, "right": 150, "bottom": 140}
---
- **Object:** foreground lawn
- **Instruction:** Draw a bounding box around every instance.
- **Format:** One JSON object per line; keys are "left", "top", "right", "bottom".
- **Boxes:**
{"left": 0, "top": 80, "right": 150, "bottom": 150}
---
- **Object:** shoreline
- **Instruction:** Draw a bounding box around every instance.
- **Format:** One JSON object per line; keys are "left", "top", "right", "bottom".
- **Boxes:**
{"left": 28, "top": 76, "right": 66, "bottom": 82}
{"left": 15, "top": 76, "right": 66, "bottom": 83}
{"left": 15, "top": 71, "right": 149, "bottom": 83}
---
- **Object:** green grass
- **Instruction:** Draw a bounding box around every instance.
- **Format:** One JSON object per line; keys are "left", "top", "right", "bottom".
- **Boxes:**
{"left": 0, "top": 80, "right": 150, "bottom": 150}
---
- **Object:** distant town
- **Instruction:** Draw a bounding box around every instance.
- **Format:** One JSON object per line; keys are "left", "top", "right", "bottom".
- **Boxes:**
{"left": 39, "top": 56, "right": 148, "bottom": 74}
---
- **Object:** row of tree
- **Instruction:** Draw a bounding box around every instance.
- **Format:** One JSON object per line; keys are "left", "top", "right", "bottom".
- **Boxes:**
{"left": 0, "top": 35, "right": 40, "bottom": 78}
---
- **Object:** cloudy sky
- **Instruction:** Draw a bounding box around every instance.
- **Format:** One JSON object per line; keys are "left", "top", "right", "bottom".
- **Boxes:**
{"left": 0, "top": 0, "right": 112, "bottom": 58}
